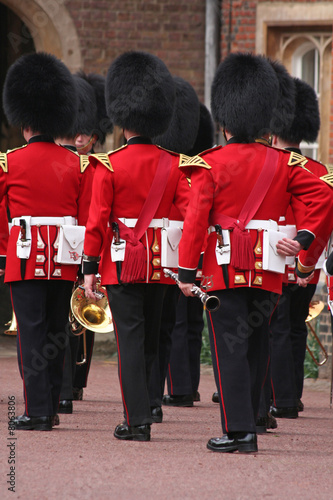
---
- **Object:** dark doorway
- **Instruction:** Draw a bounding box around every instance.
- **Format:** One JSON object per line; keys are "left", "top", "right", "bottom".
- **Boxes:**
{"left": 0, "top": 3, "right": 35, "bottom": 152}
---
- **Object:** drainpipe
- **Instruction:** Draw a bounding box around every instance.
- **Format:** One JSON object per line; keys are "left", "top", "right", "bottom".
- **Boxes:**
{"left": 205, "top": 0, "right": 221, "bottom": 110}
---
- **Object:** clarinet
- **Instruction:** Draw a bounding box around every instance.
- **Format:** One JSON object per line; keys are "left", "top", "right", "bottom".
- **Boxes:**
{"left": 163, "top": 268, "right": 220, "bottom": 312}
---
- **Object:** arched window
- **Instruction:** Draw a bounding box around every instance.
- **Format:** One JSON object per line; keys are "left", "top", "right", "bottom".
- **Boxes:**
{"left": 275, "top": 32, "right": 332, "bottom": 163}
{"left": 292, "top": 42, "right": 320, "bottom": 159}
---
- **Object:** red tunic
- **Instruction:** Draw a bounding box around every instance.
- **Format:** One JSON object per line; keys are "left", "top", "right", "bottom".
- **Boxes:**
{"left": 0, "top": 140, "right": 94, "bottom": 282}
{"left": 83, "top": 142, "right": 190, "bottom": 285}
{"left": 281, "top": 156, "right": 330, "bottom": 285}
{"left": 0, "top": 197, "right": 9, "bottom": 258}
{"left": 178, "top": 142, "right": 333, "bottom": 294}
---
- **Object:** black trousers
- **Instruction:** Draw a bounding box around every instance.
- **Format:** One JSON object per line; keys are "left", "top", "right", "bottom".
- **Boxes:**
{"left": 166, "top": 293, "right": 203, "bottom": 396}
{"left": 270, "top": 285, "right": 298, "bottom": 407}
{"left": 59, "top": 332, "right": 79, "bottom": 400}
{"left": 290, "top": 284, "right": 316, "bottom": 400}
{"left": 149, "top": 285, "right": 180, "bottom": 408}
{"left": 207, "top": 288, "right": 277, "bottom": 434}
{"left": 10, "top": 280, "right": 73, "bottom": 417}
{"left": 270, "top": 283, "right": 316, "bottom": 406}
{"left": 107, "top": 283, "right": 167, "bottom": 427}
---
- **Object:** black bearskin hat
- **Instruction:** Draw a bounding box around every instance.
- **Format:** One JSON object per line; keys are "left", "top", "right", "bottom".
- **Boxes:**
{"left": 211, "top": 52, "right": 279, "bottom": 139}
{"left": 187, "top": 103, "right": 215, "bottom": 155}
{"left": 105, "top": 51, "right": 176, "bottom": 137}
{"left": 2, "top": 52, "right": 77, "bottom": 137}
{"left": 80, "top": 72, "right": 114, "bottom": 144}
{"left": 269, "top": 59, "right": 296, "bottom": 138}
{"left": 153, "top": 76, "right": 200, "bottom": 154}
{"left": 284, "top": 78, "right": 320, "bottom": 144}
{"left": 69, "top": 73, "right": 97, "bottom": 138}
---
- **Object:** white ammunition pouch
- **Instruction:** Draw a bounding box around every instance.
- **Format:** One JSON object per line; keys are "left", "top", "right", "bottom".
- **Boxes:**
{"left": 262, "top": 221, "right": 287, "bottom": 274}
{"left": 56, "top": 225, "right": 85, "bottom": 264}
{"left": 278, "top": 224, "right": 297, "bottom": 266}
{"left": 161, "top": 219, "right": 183, "bottom": 268}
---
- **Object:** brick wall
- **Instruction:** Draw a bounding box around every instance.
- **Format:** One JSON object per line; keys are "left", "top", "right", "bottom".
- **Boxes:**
{"left": 64, "top": 0, "right": 206, "bottom": 101}
{"left": 220, "top": 0, "right": 333, "bottom": 163}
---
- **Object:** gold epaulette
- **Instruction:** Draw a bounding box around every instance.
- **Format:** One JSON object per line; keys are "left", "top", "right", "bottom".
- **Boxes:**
{"left": 108, "top": 144, "right": 128, "bottom": 155}
{"left": 179, "top": 154, "right": 211, "bottom": 170}
{"left": 6, "top": 144, "right": 28, "bottom": 154}
{"left": 0, "top": 152, "right": 8, "bottom": 173}
{"left": 79, "top": 155, "right": 90, "bottom": 173}
{"left": 1, "top": 144, "right": 28, "bottom": 172}
{"left": 320, "top": 172, "right": 333, "bottom": 188}
{"left": 287, "top": 151, "right": 308, "bottom": 168}
{"left": 89, "top": 153, "right": 114, "bottom": 172}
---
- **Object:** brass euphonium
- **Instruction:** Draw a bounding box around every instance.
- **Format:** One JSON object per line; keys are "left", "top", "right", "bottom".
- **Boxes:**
{"left": 69, "top": 281, "right": 113, "bottom": 365}
{"left": 4, "top": 311, "right": 17, "bottom": 336}
{"left": 163, "top": 268, "right": 220, "bottom": 312}
{"left": 70, "top": 281, "right": 113, "bottom": 335}
{"left": 305, "top": 300, "right": 328, "bottom": 367}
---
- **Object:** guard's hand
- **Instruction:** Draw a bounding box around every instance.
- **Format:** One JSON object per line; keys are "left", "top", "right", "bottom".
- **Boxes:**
{"left": 178, "top": 281, "right": 195, "bottom": 297}
{"left": 84, "top": 274, "right": 97, "bottom": 300}
{"left": 297, "top": 272, "right": 315, "bottom": 288}
{"left": 276, "top": 238, "right": 302, "bottom": 257}
{"left": 0, "top": 269, "right": 5, "bottom": 277}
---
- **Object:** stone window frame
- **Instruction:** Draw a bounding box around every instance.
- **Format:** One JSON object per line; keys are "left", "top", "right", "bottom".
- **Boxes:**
{"left": 256, "top": 2, "right": 333, "bottom": 164}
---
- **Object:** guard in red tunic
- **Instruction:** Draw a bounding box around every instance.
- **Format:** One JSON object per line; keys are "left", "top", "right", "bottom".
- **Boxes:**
{"left": 269, "top": 77, "right": 332, "bottom": 419}
{"left": 160, "top": 103, "right": 215, "bottom": 409}
{"left": 83, "top": 51, "right": 190, "bottom": 441}
{"left": 73, "top": 72, "right": 114, "bottom": 402}
{"left": 0, "top": 52, "right": 94, "bottom": 431}
{"left": 147, "top": 76, "right": 201, "bottom": 420}
{"left": 177, "top": 52, "right": 333, "bottom": 453}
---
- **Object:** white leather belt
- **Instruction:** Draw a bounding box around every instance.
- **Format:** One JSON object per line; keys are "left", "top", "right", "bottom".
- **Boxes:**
{"left": 208, "top": 219, "right": 278, "bottom": 234}
{"left": 165, "top": 220, "right": 184, "bottom": 229}
{"left": 117, "top": 218, "right": 165, "bottom": 228}
{"left": 12, "top": 216, "right": 77, "bottom": 227}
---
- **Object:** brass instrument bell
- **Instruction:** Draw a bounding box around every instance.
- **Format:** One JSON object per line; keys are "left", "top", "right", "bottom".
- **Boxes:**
{"left": 4, "top": 311, "right": 17, "bottom": 336}
{"left": 70, "top": 283, "right": 113, "bottom": 334}
{"left": 305, "top": 300, "right": 328, "bottom": 367}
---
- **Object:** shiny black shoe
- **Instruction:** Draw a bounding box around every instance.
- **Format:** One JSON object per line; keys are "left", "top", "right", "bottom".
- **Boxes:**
{"left": 193, "top": 391, "right": 200, "bottom": 402}
{"left": 72, "top": 387, "right": 83, "bottom": 401}
{"left": 52, "top": 414, "right": 60, "bottom": 426}
{"left": 14, "top": 415, "right": 52, "bottom": 431}
{"left": 255, "top": 416, "right": 267, "bottom": 434}
{"left": 162, "top": 394, "right": 193, "bottom": 407}
{"left": 270, "top": 405, "right": 298, "bottom": 419}
{"left": 207, "top": 432, "right": 258, "bottom": 453}
{"left": 212, "top": 391, "right": 219, "bottom": 403}
{"left": 58, "top": 400, "right": 73, "bottom": 414}
{"left": 297, "top": 399, "right": 304, "bottom": 412}
{"left": 266, "top": 411, "right": 278, "bottom": 429}
{"left": 151, "top": 406, "right": 163, "bottom": 423}
{"left": 114, "top": 422, "right": 151, "bottom": 441}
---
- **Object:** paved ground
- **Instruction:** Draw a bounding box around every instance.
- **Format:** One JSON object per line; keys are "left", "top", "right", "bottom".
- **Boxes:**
{"left": 0, "top": 333, "right": 333, "bottom": 500}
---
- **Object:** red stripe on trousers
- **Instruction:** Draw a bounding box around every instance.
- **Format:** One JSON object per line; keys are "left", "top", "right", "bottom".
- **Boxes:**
{"left": 208, "top": 310, "right": 228, "bottom": 433}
